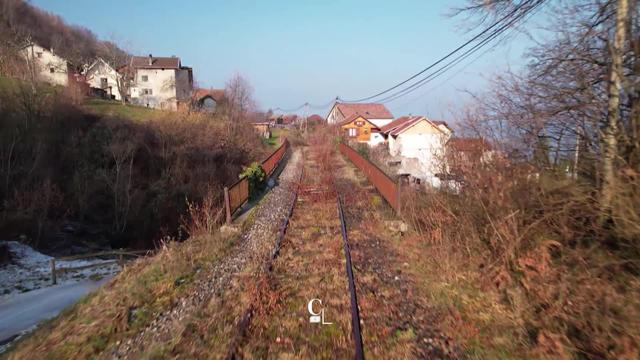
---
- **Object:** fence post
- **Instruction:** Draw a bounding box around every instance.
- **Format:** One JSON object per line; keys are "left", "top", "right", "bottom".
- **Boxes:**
{"left": 224, "top": 186, "right": 231, "bottom": 224}
{"left": 118, "top": 253, "right": 124, "bottom": 268}
{"left": 50, "top": 258, "right": 57, "bottom": 285}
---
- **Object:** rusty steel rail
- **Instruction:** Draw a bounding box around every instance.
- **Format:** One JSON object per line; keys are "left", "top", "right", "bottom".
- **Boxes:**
{"left": 337, "top": 195, "right": 365, "bottom": 360}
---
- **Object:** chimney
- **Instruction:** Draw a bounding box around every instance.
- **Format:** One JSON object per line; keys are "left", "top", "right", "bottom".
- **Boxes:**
{"left": 148, "top": 54, "right": 153, "bottom": 66}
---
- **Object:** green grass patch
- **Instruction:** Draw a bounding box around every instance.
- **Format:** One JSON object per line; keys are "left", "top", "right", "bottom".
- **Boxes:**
{"left": 83, "top": 99, "right": 164, "bottom": 122}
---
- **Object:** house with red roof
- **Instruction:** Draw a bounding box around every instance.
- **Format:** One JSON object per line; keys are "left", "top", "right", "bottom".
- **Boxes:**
{"left": 380, "top": 115, "right": 453, "bottom": 186}
{"left": 192, "top": 88, "right": 225, "bottom": 112}
{"left": 326, "top": 102, "right": 394, "bottom": 128}
{"left": 129, "top": 54, "right": 193, "bottom": 110}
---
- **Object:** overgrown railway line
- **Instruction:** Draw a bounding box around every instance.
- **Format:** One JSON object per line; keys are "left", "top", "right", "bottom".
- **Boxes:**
{"left": 227, "top": 141, "right": 366, "bottom": 359}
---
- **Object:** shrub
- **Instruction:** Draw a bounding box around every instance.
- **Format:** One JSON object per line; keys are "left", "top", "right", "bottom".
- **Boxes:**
{"left": 239, "top": 162, "right": 266, "bottom": 200}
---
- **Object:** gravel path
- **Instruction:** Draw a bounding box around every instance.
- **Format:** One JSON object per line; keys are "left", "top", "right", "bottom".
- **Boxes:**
{"left": 111, "top": 149, "right": 302, "bottom": 359}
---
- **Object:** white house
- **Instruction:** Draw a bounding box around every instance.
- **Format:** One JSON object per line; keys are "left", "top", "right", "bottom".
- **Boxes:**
{"left": 380, "top": 116, "right": 453, "bottom": 187}
{"left": 21, "top": 43, "right": 70, "bottom": 86}
{"left": 326, "top": 102, "right": 394, "bottom": 128}
{"left": 128, "top": 55, "right": 193, "bottom": 110}
{"left": 84, "top": 58, "right": 122, "bottom": 100}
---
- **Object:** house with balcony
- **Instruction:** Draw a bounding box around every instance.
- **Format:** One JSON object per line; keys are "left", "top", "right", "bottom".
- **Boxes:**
{"left": 339, "top": 114, "right": 386, "bottom": 146}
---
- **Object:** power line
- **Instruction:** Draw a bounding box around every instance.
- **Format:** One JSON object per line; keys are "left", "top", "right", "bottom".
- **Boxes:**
{"left": 391, "top": 2, "right": 546, "bottom": 109}
{"left": 375, "top": 0, "right": 546, "bottom": 104}
{"left": 341, "top": 0, "right": 540, "bottom": 103}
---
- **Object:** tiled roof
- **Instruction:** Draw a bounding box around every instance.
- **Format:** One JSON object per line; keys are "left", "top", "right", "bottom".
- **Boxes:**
{"left": 379, "top": 115, "right": 421, "bottom": 133}
{"left": 447, "top": 138, "right": 492, "bottom": 152}
{"left": 431, "top": 120, "right": 452, "bottom": 130}
{"left": 193, "top": 88, "right": 225, "bottom": 102}
{"left": 335, "top": 102, "right": 393, "bottom": 119}
{"left": 131, "top": 55, "right": 181, "bottom": 69}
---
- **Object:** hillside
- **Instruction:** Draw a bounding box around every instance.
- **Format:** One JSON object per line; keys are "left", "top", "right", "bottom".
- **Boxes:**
{"left": 0, "top": 0, "right": 127, "bottom": 73}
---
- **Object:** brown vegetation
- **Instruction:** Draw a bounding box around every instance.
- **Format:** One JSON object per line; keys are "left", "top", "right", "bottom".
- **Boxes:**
{"left": 0, "top": 81, "right": 266, "bottom": 251}
{"left": 392, "top": 1, "right": 640, "bottom": 358}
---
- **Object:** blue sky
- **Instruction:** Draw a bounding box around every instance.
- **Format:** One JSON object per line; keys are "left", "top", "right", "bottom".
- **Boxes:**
{"left": 32, "top": 0, "right": 543, "bottom": 120}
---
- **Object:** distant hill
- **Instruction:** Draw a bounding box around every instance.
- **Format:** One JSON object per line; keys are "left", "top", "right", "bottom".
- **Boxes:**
{"left": 0, "top": 0, "right": 128, "bottom": 69}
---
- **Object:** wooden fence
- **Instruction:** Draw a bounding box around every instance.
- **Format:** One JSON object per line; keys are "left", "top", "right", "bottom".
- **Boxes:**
{"left": 224, "top": 139, "right": 290, "bottom": 223}
{"left": 50, "top": 249, "right": 150, "bottom": 285}
{"left": 339, "top": 143, "right": 400, "bottom": 213}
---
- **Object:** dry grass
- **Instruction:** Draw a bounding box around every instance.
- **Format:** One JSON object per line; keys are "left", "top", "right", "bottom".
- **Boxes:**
{"left": 3, "top": 230, "right": 237, "bottom": 360}
{"left": 399, "top": 160, "right": 640, "bottom": 359}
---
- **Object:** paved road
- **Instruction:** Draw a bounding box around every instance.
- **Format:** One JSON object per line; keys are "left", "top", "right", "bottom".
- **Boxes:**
{"left": 0, "top": 277, "right": 111, "bottom": 344}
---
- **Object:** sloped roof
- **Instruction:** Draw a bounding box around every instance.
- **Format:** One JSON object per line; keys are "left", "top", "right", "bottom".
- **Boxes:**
{"left": 193, "top": 88, "right": 225, "bottom": 102}
{"left": 338, "top": 113, "right": 380, "bottom": 129}
{"left": 431, "top": 120, "right": 452, "bottom": 131}
{"left": 131, "top": 55, "right": 181, "bottom": 69}
{"left": 379, "top": 115, "right": 421, "bottom": 133}
{"left": 334, "top": 102, "right": 393, "bottom": 119}
{"left": 380, "top": 115, "right": 451, "bottom": 136}
{"left": 447, "top": 137, "right": 492, "bottom": 152}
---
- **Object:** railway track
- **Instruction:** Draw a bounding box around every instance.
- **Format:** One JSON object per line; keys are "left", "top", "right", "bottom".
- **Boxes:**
{"left": 226, "top": 144, "right": 366, "bottom": 359}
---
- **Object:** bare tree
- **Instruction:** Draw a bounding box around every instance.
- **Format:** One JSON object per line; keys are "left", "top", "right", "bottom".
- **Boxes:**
{"left": 100, "top": 41, "right": 133, "bottom": 105}
{"left": 223, "top": 73, "right": 256, "bottom": 123}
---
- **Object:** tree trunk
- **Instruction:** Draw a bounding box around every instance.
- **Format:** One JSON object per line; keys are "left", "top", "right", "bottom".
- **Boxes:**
{"left": 601, "top": 0, "right": 629, "bottom": 210}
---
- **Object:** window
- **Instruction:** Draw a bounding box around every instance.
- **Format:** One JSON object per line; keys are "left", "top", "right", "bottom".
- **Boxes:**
{"left": 141, "top": 75, "right": 148, "bottom": 82}
{"left": 355, "top": 120, "right": 365, "bottom": 127}
{"left": 143, "top": 88, "right": 153, "bottom": 95}
{"left": 100, "top": 78, "right": 108, "bottom": 88}
{"left": 49, "top": 67, "right": 55, "bottom": 73}
{"left": 347, "top": 128, "right": 357, "bottom": 137}
{"left": 36, "top": 52, "right": 43, "bottom": 58}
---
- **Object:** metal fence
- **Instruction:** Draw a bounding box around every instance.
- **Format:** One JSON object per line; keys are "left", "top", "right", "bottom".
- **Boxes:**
{"left": 339, "top": 143, "right": 400, "bottom": 213}
{"left": 262, "top": 139, "right": 289, "bottom": 176}
{"left": 224, "top": 139, "right": 290, "bottom": 223}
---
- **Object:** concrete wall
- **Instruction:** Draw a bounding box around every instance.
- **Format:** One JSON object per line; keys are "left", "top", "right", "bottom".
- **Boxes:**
{"left": 22, "top": 44, "right": 68, "bottom": 87}
{"left": 174, "top": 68, "right": 192, "bottom": 101}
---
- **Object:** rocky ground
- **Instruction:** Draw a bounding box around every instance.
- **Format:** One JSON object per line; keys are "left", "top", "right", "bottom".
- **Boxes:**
{"left": 111, "top": 149, "right": 303, "bottom": 359}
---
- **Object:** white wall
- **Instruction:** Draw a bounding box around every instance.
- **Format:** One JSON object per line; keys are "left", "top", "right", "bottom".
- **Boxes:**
{"left": 131, "top": 68, "right": 177, "bottom": 110}
{"left": 85, "top": 59, "right": 122, "bottom": 100}
{"left": 368, "top": 132, "right": 386, "bottom": 146}
{"left": 22, "top": 44, "right": 68, "bottom": 87}
{"left": 369, "top": 118, "right": 393, "bottom": 128}
{"left": 327, "top": 106, "right": 343, "bottom": 124}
